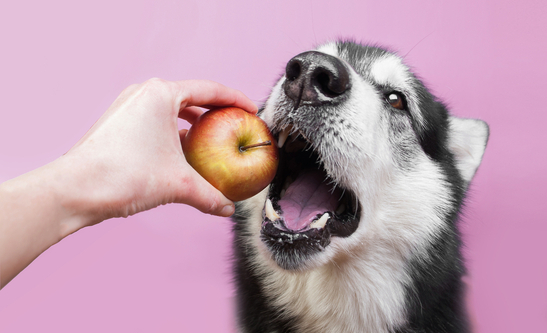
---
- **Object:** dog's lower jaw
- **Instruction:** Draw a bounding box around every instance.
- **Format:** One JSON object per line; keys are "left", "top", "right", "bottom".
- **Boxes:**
{"left": 233, "top": 223, "right": 469, "bottom": 333}
{"left": 233, "top": 192, "right": 408, "bottom": 333}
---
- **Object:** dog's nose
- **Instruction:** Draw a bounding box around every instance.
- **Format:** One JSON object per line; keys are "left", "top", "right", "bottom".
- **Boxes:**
{"left": 283, "top": 51, "right": 351, "bottom": 106}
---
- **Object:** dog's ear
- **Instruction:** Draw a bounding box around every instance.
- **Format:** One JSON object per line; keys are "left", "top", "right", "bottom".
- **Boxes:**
{"left": 447, "top": 117, "right": 489, "bottom": 184}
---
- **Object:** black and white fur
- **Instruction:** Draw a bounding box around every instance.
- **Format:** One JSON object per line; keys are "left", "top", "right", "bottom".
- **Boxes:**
{"left": 232, "top": 41, "right": 488, "bottom": 333}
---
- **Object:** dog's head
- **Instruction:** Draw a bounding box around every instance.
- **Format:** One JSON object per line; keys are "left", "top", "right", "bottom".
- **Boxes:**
{"left": 236, "top": 41, "right": 488, "bottom": 272}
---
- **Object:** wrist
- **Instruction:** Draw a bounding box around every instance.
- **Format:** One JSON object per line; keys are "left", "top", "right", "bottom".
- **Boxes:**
{"left": 2, "top": 158, "right": 97, "bottom": 240}
{"left": 46, "top": 154, "right": 116, "bottom": 236}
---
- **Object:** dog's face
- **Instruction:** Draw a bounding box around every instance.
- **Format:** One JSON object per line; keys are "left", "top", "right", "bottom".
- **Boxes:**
{"left": 238, "top": 41, "right": 488, "bottom": 273}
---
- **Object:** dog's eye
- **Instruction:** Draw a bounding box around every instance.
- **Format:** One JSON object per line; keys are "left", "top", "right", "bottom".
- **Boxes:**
{"left": 386, "top": 92, "right": 407, "bottom": 111}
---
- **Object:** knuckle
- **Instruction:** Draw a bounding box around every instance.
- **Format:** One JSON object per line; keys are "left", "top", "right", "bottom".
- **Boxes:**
{"left": 206, "top": 198, "right": 220, "bottom": 215}
{"left": 118, "top": 83, "right": 140, "bottom": 98}
{"left": 146, "top": 77, "right": 166, "bottom": 85}
{"left": 178, "top": 174, "right": 193, "bottom": 195}
{"left": 138, "top": 78, "right": 177, "bottom": 104}
{"left": 178, "top": 174, "right": 219, "bottom": 214}
{"left": 142, "top": 77, "right": 167, "bottom": 91}
{"left": 125, "top": 83, "right": 140, "bottom": 91}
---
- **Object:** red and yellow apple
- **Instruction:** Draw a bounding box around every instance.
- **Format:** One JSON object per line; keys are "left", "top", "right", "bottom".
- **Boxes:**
{"left": 182, "top": 107, "right": 279, "bottom": 202}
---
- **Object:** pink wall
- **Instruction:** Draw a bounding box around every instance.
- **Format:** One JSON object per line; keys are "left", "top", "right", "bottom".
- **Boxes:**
{"left": 1, "top": 1, "right": 545, "bottom": 332}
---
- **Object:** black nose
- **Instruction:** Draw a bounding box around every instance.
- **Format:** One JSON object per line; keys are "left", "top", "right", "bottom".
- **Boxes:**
{"left": 283, "top": 51, "right": 351, "bottom": 106}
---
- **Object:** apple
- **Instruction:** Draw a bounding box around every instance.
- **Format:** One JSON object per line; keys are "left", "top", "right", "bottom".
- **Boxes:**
{"left": 182, "top": 107, "right": 279, "bottom": 202}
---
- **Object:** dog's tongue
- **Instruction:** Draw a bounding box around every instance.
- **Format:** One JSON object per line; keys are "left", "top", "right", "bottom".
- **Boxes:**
{"left": 278, "top": 170, "right": 341, "bottom": 231}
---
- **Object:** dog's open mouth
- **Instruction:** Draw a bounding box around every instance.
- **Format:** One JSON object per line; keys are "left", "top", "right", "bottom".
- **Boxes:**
{"left": 260, "top": 125, "right": 361, "bottom": 270}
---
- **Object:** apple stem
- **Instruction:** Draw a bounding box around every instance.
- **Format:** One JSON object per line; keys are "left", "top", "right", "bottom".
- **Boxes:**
{"left": 239, "top": 140, "right": 272, "bottom": 152}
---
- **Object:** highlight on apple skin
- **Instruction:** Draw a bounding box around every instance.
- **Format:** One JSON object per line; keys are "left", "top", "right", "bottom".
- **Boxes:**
{"left": 182, "top": 107, "right": 279, "bottom": 202}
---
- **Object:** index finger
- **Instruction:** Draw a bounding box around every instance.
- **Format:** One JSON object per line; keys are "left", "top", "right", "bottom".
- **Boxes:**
{"left": 175, "top": 80, "right": 258, "bottom": 114}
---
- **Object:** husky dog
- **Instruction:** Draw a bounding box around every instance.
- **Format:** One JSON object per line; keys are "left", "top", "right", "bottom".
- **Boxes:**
{"left": 232, "top": 41, "right": 488, "bottom": 333}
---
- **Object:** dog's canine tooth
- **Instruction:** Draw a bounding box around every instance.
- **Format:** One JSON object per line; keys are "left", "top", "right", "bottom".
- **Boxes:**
{"left": 277, "top": 126, "right": 292, "bottom": 148}
{"left": 265, "top": 198, "right": 280, "bottom": 221}
{"left": 310, "top": 213, "right": 330, "bottom": 229}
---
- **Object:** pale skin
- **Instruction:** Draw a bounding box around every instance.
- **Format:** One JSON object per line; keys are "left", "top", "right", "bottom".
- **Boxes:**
{"left": 0, "top": 79, "right": 258, "bottom": 289}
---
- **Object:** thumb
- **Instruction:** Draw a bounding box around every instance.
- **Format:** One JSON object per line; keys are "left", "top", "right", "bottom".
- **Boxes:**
{"left": 176, "top": 168, "right": 235, "bottom": 217}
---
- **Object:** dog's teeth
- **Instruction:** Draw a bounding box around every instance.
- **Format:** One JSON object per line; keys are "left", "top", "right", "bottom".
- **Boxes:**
{"left": 265, "top": 198, "right": 280, "bottom": 221}
{"left": 310, "top": 213, "right": 330, "bottom": 229}
{"left": 336, "top": 203, "right": 346, "bottom": 215}
{"left": 277, "top": 126, "right": 292, "bottom": 148}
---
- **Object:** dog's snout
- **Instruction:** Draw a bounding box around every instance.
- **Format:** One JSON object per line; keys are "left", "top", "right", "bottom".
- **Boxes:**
{"left": 283, "top": 51, "right": 351, "bottom": 106}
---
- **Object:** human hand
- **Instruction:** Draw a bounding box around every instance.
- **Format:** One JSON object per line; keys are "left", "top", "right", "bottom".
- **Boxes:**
{"left": 0, "top": 79, "right": 257, "bottom": 288}
{"left": 59, "top": 78, "right": 257, "bottom": 229}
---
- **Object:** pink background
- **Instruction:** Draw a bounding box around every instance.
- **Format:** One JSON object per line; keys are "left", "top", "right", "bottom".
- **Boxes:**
{"left": 0, "top": 1, "right": 545, "bottom": 332}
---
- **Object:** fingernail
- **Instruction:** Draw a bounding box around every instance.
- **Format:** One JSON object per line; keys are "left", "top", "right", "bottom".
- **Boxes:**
{"left": 220, "top": 204, "right": 235, "bottom": 216}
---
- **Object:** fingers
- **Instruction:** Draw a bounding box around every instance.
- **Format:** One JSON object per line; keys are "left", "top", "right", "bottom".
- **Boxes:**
{"left": 176, "top": 168, "right": 235, "bottom": 217}
{"left": 175, "top": 80, "right": 258, "bottom": 114}
{"left": 179, "top": 129, "right": 188, "bottom": 147}
{"left": 178, "top": 106, "right": 204, "bottom": 124}
{"left": 176, "top": 130, "right": 234, "bottom": 216}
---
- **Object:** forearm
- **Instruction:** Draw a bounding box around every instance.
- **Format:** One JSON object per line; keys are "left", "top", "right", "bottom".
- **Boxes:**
{"left": 0, "top": 158, "right": 92, "bottom": 288}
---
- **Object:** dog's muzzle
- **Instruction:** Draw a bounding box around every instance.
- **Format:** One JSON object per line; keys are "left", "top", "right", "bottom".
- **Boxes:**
{"left": 258, "top": 51, "right": 361, "bottom": 271}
